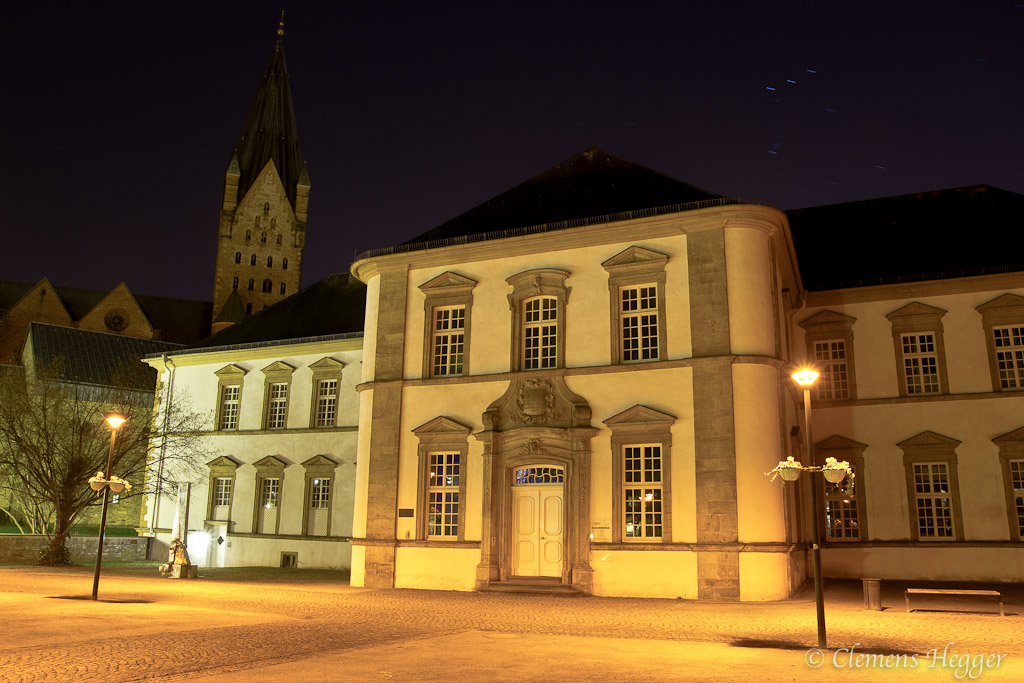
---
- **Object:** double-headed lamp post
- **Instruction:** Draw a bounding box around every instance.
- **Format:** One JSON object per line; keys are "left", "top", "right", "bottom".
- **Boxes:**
{"left": 89, "top": 412, "right": 129, "bottom": 600}
{"left": 766, "top": 369, "right": 852, "bottom": 650}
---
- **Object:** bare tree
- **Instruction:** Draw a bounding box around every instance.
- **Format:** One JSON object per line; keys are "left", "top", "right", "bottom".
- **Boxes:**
{"left": 0, "top": 362, "right": 207, "bottom": 564}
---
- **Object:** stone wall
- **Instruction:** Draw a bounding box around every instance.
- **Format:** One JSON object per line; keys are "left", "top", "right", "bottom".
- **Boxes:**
{"left": 0, "top": 535, "right": 150, "bottom": 564}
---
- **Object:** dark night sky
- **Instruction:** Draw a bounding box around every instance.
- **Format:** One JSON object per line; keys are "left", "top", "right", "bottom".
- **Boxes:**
{"left": 5, "top": 1, "right": 1023, "bottom": 302}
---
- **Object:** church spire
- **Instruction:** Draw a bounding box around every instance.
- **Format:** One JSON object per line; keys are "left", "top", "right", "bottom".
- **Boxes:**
{"left": 232, "top": 21, "right": 306, "bottom": 210}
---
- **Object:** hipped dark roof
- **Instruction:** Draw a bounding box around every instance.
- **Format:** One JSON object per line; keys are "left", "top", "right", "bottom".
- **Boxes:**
{"left": 189, "top": 273, "right": 365, "bottom": 349}
{"left": 232, "top": 36, "right": 306, "bottom": 208}
{"left": 0, "top": 281, "right": 212, "bottom": 345}
{"left": 787, "top": 185, "right": 1024, "bottom": 291}
{"left": 403, "top": 147, "right": 725, "bottom": 246}
{"left": 28, "top": 323, "right": 182, "bottom": 391}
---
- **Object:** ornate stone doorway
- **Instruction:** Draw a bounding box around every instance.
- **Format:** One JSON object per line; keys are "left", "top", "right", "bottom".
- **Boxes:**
{"left": 474, "top": 377, "right": 597, "bottom": 593}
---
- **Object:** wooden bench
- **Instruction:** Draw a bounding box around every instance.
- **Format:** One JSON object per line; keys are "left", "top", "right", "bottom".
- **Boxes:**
{"left": 905, "top": 588, "right": 1003, "bottom": 616}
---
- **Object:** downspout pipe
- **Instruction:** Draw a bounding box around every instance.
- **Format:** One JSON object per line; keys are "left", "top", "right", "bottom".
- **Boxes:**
{"left": 148, "top": 354, "right": 176, "bottom": 534}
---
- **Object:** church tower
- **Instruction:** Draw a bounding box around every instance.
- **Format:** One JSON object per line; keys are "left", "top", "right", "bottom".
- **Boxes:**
{"left": 212, "top": 18, "right": 309, "bottom": 330}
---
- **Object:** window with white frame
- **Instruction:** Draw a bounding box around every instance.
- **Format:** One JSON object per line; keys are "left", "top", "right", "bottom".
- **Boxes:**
{"left": 813, "top": 340, "right": 850, "bottom": 400}
{"left": 623, "top": 444, "right": 663, "bottom": 540}
{"left": 211, "top": 477, "right": 232, "bottom": 521}
{"left": 432, "top": 306, "right": 465, "bottom": 376}
{"left": 523, "top": 296, "right": 558, "bottom": 370}
{"left": 266, "top": 382, "right": 288, "bottom": 429}
{"left": 901, "top": 333, "right": 940, "bottom": 394}
{"left": 307, "top": 477, "right": 331, "bottom": 535}
{"left": 314, "top": 379, "right": 337, "bottom": 427}
{"left": 620, "top": 285, "right": 660, "bottom": 362}
{"left": 427, "top": 452, "right": 460, "bottom": 538}
{"left": 257, "top": 477, "right": 280, "bottom": 534}
{"left": 219, "top": 385, "right": 240, "bottom": 430}
{"left": 912, "top": 463, "right": 954, "bottom": 539}
{"left": 994, "top": 326, "right": 1024, "bottom": 390}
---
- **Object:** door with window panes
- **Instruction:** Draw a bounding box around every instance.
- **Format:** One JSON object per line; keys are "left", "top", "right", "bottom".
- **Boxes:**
{"left": 512, "top": 466, "right": 564, "bottom": 577}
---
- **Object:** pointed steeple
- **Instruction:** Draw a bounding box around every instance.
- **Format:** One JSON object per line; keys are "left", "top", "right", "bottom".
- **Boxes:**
{"left": 232, "top": 22, "right": 306, "bottom": 209}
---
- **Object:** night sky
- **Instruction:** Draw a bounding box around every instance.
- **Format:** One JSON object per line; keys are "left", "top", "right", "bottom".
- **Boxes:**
{"left": 5, "top": 1, "right": 1023, "bottom": 302}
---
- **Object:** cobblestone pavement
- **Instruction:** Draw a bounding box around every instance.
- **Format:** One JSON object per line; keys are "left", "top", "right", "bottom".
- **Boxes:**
{"left": 1, "top": 567, "right": 1022, "bottom": 682}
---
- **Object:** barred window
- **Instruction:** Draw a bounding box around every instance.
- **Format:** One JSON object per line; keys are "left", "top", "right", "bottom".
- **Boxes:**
{"left": 432, "top": 306, "right": 465, "bottom": 376}
{"left": 994, "top": 326, "right": 1024, "bottom": 390}
{"left": 515, "top": 466, "right": 564, "bottom": 484}
{"left": 901, "top": 333, "right": 940, "bottom": 394}
{"left": 219, "top": 385, "right": 240, "bottom": 430}
{"left": 427, "top": 452, "right": 460, "bottom": 538}
{"left": 315, "top": 379, "right": 337, "bottom": 427}
{"left": 623, "top": 445, "right": 663, "bottom": 540}
{"left": 913, "top": 463, "right": 954, "bottom": 538}
{"left": 523, "top": 297, "right": 558, "bottom": 370}
{"left": 620, "top": 285, "right": 659, "bottom": 362}
{"left": 266, "top": 382, "right": 288, "bottom": 429}
{"left": 814, "top": 340, "right": 849, "bottom": 399}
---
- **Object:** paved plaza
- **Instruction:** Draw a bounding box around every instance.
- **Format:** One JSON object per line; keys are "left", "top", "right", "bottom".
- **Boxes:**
{"left": 1, "top": 565, "right": 1022, "bottom": 682}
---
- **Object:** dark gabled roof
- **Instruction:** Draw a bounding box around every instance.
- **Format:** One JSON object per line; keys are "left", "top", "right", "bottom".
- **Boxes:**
{"left": 787, "top": 185, "right": 1024, "bottom": 291}
{"left": 402, "top": 147, "right": 726, "bottom": 247}
{"left": 0, "top": 280, "right": 212, "bottom": 345}
{"left": 28, "top": 323, "right": 183, "bottom": 391}
{"left": 189, "top": 273, "right": 365, "bottom": 349}
{"left": 213, "top": 289, "right": 246, "bottom": 325}
{"left": 232, "top": 36, "right": 306, "bottom": 209}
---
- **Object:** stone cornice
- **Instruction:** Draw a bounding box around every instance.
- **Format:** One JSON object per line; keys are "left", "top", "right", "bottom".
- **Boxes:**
{"left": 810, "top": 390, "right": 1024, "bottom": 409}
{"left": 142, "top": 336, "right": 362, "bottom": 370}
{"left": 805, "top": 271, "right": 1024, "bottom": 307}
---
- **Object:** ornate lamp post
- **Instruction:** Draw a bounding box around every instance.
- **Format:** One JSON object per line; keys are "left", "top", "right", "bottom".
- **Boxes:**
{"left": 89, "top": 412, "right": 130, "bottom": 600}
{"left": 766, "top": 369, "right": 854, "bottom": 650}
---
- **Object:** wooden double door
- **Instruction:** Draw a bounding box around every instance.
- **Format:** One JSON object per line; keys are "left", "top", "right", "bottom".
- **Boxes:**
{"left": 512, "top": 484, "right": 564, "bottom": 577}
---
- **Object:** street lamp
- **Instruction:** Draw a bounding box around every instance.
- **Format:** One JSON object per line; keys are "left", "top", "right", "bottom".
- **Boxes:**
{"left": 765, "top": 369, "right": 853, "bottom": 650}
{"left": 89, "top": 412, "right": 130, "bottom": 600}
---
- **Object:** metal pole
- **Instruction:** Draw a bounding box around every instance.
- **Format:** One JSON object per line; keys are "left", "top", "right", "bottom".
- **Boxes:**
{"left": 804, "top": 386, "right": 826, "bottom": 649}
{"left": 91, "top": 427, "right": 118, "bottom": 600}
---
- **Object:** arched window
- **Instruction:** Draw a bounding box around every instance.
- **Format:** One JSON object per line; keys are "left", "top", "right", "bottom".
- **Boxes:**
{"left": 280, "top": 283, "right": 286, "bottom": 294}
{"left": 263, "top": 279, "right": 272, "bottom": 293}
{"left": 234, "top": 252, "right": 241, "bottom": 264}
{"left": 246, "top": 303, "right": 253, "bottom": 315}
{"left": 263, "top": 202, "right": 270, "bottom": 214}
{"left": 282, "top": 258, "right": 288, "bottom": 270}
{"left": 261, "top": 231, "right": 267, "bottom": 243}
{"left": 245, "top": 229, "right": 252, "bottom": 242}
{"left": 267, "top": 256, "right": 273, "bottom": 268}
{"left": 250, "top": 254, "right": 257, "bottom": 266}
{"left": 276, "top": 234, "right": 282, "bottom": 245}
{"left": 254, "top": 216, "right": 260, "bottom": 229}
{"left": 232, "top": 276, "right": 239, "bottom": 289}
{"left": 247, "top": 279, "right": 255, "bottom": 291}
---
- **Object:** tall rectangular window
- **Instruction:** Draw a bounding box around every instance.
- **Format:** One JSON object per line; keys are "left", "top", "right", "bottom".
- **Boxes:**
{"left": 901, "top": 333, "right": 940, "bottom": 394}
{"left": 1011, "top": 460, "right": 1024, "bottom": 537}
{"left": 211, "top": 477, "right": 232, "bottom": 521}
{"left": 814, "top": 340, "right": 849, "bottom": 399}
{"left": 825, "top": 477, "right": 859, "bottom": 539}
{"left": 307, "top": 478, "right": 331, "bottom": 536}
{"left": 427, "top": 452, "right": 460, "bottom": 538}
{"left": 623, "top": 445, "right": 663, "bottom": 540}
{"left": 219, "top": 385, "right": 240, "bottom": 430}
{"left": 523, "top": 297, "right": 558, "bottom": 370}
{"left": 913, "top": 463, "right": 954, "bottom": 538}
{"left": 620, "top": 285, "right": 659, "bottom": 362}
{"left": 315, "top": 379, "right": 337, "bottom": 427}
{"left": 266, "top": 383, "right": 288, "bottom": 429}
{"left": 432, "top": 306, "right": 465, "bottom": 376}
{"left": 994, "top": 325, "right": 1024, "bottom": 389}
{"left": 257, "top": 477, "right": 280, "bottom": 534}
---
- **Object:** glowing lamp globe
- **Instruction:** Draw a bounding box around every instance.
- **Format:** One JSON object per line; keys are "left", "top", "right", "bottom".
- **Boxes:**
{"left": 104, "top": 413, "right": 127, "bottom": 429}
{"left": 791, "top": 369, "right": 820, "bottom": 387}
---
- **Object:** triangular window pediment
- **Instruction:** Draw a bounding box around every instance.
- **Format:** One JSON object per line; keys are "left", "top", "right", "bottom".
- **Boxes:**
{"left": 419, "top": 271, "right": 478, "bottom": 293}
{"left": 898, "top": 430, "right": 961, "bottom": 449}
{"left": 215, "top": 364, "right": 248, "bottom": 379}
{"left": 412, "top": 416, "right": 472, "bottom": 436}
{"left": 976, "top": 293, "right": 1024, "bottom": 314}
{"left": 799, "top": 310, "right": 856, "bottom": 330}
{"left": 601, "top": 246, "right": 669, "bottom": 271}
{"left": 253, "top": 455, "right": 288, "bottom": 470}
{"left": 603, "top": 404, "right": 676, "bottom": 427}
{"left": 993, "top": 426, "right": 1024, "bottom": 445}
{"left": 301, "top": 454, "right": 338, "bottom": 468}
{"left": 885, "top": 301, "right": 947, "bottom": 322}
{"left": 261, "top": 360, "right": 296, "bottom": 375}
{"left": 815, "top": 434, "right": 868, "bottom": 451}
{"left": 207, "top": 455, "right": 241, "bottom": 469}
{"left": 309, "top": 357, "right": 345, "bottom": 372}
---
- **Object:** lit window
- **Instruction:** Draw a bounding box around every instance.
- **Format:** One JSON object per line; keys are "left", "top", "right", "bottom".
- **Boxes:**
{"left": 211, "top": 477, "right": 232, "bottom": 520}
{"left": 994, "top": 326, "right": 1024, "bottom": 390}
{"left": 219, "top": 385, "right": 240, "bottom": 430}
{"left": 310, "top": 478, "right": 331, "bottom": 509}
{"left": 1010, "top": 460, "right": 1024, "bottom": 538}
{"left": 620, "top": 285, "right": 659, "bottom": 362}
{"left": 523, "top": 296, "right": 558, "bottom": 370}
{"left": 432, "top": 306, "right": 465, "bottom": 376}
{"left": 307, "top": 478, "right": 331, "bottom": 535}
{"left": 261, "top": 478, "right": 280, "bottom": 508}
{"left": 814, "top": 340, "right": 849, "bottom": 399}
{"left": 825, "top": 475, "right": 859, "bottom": 539}
{"left": 901, "top": 333, "right": 940, "bottom": 394}
{"left": 913, "top": 463, "right": 954, "bottom": 538}
{"left": 623, "top": 445, "right": 662, "bottom": 540}
{"left": 266, "top": 382, "right": 288, "bottom": 429}
{"left": 427, "top": 452, "right": 460, "bottom": 538}
{"left": 315, "top": 379, "right": 337, "bottom": 427}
